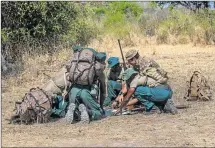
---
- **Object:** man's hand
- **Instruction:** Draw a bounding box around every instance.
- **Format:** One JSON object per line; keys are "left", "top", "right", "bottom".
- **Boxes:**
{"left": 114, "top": 108, "right": 122, "bottom": 116}
{"left": 116, "top": 95, "right": 124, "bottom": 103}
{"left": 62, "top": 90, "right": 67, "bottom": 98}
{"left": 112, "top": 101, "right": 118, "bottom": 109}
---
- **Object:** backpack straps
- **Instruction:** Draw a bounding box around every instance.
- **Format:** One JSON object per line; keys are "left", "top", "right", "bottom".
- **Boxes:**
{"left": 39, "top": 87, "right": 52, "bottom": 107}
{"left": 72, "top": 48, "right": 83, "bottom": 84}
{"left": 87, "top": 53, "right": 96, "bottom": 85}
{"left": 72, "top": 48, "right": 96, "bottom": 85}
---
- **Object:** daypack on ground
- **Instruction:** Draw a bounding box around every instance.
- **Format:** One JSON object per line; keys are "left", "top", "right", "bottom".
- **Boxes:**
{"left": 10, "top": 87, "right": 52, "bottom": 124}
{"left": 184, "top": 71, "right": 212, "bottom": 101}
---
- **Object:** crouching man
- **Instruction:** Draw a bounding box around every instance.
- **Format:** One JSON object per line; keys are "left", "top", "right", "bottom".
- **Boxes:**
{"left": 114, "top": 68, "right": 178, "bottom": 115}
{"left": 103, "top": 57, "right": 124, "bottom": 107}
{"left": 65, "top": 46, "right": 107, "bottom": 124}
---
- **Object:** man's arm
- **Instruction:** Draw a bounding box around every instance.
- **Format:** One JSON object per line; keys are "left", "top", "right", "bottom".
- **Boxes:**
{"left": 115, "top": 82, "right": 127, "bottom": 102}
{"left": 115, "top": 87, "right": 135, "bottom": 115}
{"left": 94, "top": 61, "right": 107, "bottom": 111}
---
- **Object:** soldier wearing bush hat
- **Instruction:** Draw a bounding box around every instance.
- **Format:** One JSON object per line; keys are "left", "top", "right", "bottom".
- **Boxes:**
{"left": 115, "top": 48, "right": 170, "bottom": 99}
{"left": 125, "top": 49, "right": 167, "bottom": 79}
{"left": 125, "top": 49, "right": 139, "bottom": 61}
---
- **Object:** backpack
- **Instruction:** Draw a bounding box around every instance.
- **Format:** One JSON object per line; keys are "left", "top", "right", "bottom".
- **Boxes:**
{"left": 42, "top": 66, "right": 71, "bottom": 95}
{"left": 184, "top": 71, "right": 212, "bottom": 101}
{"left": 10, "top": 87, "right": 52, "bottom": 124}
{"left": 141, "top": 67, "right": 168, "bottom": 87}
{"left": 136, "top": 57, "right": 168, "bottom": 79}
{"left": 67, "top": 48, "right": 97, "bottom": 85}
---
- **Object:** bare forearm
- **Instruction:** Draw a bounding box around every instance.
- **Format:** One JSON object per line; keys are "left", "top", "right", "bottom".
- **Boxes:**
{"left": 119, "top": 88, "right": 135, "bottom": 110}
{"left": 120, "top": 83, "right": 127, "bottom": 94}
{"left": 126, "top": 98, "right": 138, "bottom": 106}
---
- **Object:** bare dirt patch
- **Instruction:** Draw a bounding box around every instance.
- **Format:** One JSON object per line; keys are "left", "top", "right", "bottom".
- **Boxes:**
{"left": 2, "top": 44, "right": 215, "bottom": 147}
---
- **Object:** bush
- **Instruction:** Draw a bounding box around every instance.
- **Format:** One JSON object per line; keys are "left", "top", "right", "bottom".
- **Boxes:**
{"left": 1, "top": 2, "right": 100, "bottom": 65}
{"left": 1, "top": 2, "right": 99, "bottom": 75}
{"left": 62, "top": 3, "right": 99, "bottom": 46}
{"left": 151, "top": 8, "right": 215, "bottom": 44}
{"left": 93, "top": 2, "right": 143, "bottom": 38}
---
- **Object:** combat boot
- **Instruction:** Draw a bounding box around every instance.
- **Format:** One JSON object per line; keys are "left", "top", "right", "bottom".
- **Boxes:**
{"left": 78, "top": 104, "right": 90, "bottom": 124}
{"left": 164, "top": 99, "right": 178, "bottom": 115}
{"left": 143, "top": 105, "right": 162, "bottom": 115}
{"left": 65, "top": 103, "right": 76, "bottom": 124}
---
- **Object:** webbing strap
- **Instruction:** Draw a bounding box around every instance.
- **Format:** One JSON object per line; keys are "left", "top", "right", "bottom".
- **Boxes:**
{"left": 72, "top": 48, "right": 83, "bottom": 83}
{"left": 39, "top": 88, "right": 52, "bottom": 107}
{"left": 73, "top": 49, "right": 95, "bottom": 85}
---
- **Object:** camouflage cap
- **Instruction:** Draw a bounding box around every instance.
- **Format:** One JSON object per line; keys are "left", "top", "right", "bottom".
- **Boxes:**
{"left": 125, "top": 49, "right": 138, "bottom": 60}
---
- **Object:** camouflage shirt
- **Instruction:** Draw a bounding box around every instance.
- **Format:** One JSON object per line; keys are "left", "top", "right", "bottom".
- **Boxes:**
{"left": 137, "top": 56, "right": 160, "bottom": 71}
{"left": 128, "top": 56, "right": 168, "bottom": 85}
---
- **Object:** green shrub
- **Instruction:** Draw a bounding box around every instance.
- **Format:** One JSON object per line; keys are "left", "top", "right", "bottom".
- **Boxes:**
{"left": 93, "top": 2, "right": 143, "bottom": 38}
{"left": 62, "top": 3, "right": 99, "bottom": 46}
{"left": 1, "top": 2, "right": 100, "bottom": 61}
{"left": 154, "top": 8, "right": 215, "bottom": 44}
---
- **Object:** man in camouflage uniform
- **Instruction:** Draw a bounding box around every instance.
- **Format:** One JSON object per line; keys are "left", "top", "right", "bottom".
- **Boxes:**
{"left": 103, "top": 57, "right": 124, "bottom": 107}
{"left": 118, "top": 49, "right": 177, "bottom": 114}
{"left": 114, "top": 68, "right": 178, "bottom": 115}
{"left": 125, "top": 49, "right": 168, "bottom": 87}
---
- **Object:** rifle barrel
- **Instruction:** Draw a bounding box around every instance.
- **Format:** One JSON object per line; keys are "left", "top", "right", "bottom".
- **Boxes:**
{"left": 118, "top": 39, "right": 127, "bottom": 70}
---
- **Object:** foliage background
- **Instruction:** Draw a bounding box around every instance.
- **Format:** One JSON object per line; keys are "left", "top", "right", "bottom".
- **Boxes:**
{"left": 1, "top": 1, "right": 215, "bottom": 76}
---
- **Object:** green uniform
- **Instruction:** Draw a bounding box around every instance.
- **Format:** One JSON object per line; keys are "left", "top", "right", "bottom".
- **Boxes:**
{"left": 69, "top": 85, "right": 103, "bottom": 120}
{"left": 103, "top": 66, "right": 124, "bottom": 106}
{"left": 67, "top": 46, "right": 107, "bottom": 121}
{"left": 69, "top": 69, "right": 106, "bottom": 121}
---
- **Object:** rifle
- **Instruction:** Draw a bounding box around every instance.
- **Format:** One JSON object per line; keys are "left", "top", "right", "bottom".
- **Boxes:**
{"left": 118, "top": 39, "right": 127, "bottom": 70}
{"left": 117, "top": 39, "right": 128, "bottom": 113}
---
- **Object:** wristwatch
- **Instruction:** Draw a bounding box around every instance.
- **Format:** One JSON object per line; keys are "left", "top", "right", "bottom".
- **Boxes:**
{"left": 119, "top": 92, "right": 126, "bottom": 96}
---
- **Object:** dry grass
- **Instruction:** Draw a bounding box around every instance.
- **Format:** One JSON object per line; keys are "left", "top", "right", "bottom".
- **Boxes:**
{"left": 1, "top": 38, "right": 215, "bottom": 147}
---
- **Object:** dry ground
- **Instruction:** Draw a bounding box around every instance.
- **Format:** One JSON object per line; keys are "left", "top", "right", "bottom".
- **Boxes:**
{"left": 1, "top": 44, "right": 215, "bottom": 147}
